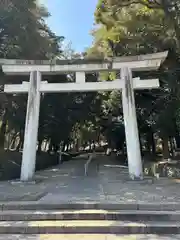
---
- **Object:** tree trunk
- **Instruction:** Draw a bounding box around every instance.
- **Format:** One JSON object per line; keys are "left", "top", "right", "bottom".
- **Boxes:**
{"left": 75, "top": 139, "right": 79, "bottom": 152}
{"left": 151, "top": 132, "right": 156, "bottom": 155}
{"left": 97, "top": 133, "right": 100, "bottom": 145}
{"left": 6, "top": 132, "right": 11, "bottom": 150}
{"left": 160, "top": 0, "right": 180, "bottom": 50}
{"left": 16, "top": 139, "right": 22, "bottom": 151}
{"left": 175, "top": 135, "right": 180, "bottom": 149}
{"left": 146, "top": 134, "right": 151, "bottom": 152}
{"left": 173, "top": 119, "right": 180, "bottom": 148}
{"left": 62, "top": 141, "right": 66, "bottom": 152}
{"left": 67, "top": 144, "right": 71, "bottom": 151}
{"left": 0, "top": 121, "right": 7, "bottom": 149}
{"left": 44, "top": 140, "right": 48, "bottom": 152}
{"left": 139, "top": 132, "right": 143, "bottom": 154}
{"left": 16, "top": 130, "right": 24, "bottom": 151}
{"left": 162, "top": 135, "right": 170, "bottom": 159}
{"left": 10, "top": 132, "right": 18, "bottom": 150}
{"left": 147, "top": 130, "right": 156, "bottom": 155}
{"left": 89, "top": 141, "right": 92, "bottom": 150}
{"left": 146, "top": 129, "right": 156, "bottom": 155}
{"left": 53, "top": 143, "right": 59, "bottom": 153}
{"left": 37, "top": 134, "right": 43, "bottom": 153}
{"left": 92, "top": 140, "right": 95, "bottom": 150}
{"left": 37, "top": 140, "right": 42, "bottom": 153}
{"left": 170, "top": 137, "right": 175, "bottom": 158}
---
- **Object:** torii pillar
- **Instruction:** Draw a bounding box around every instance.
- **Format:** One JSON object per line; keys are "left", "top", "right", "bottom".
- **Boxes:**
{"left": 20, "top": 71, "right": 41, "bottom": 181}
{"left": 121, "top": 67, "right": 143, "bottom": 179}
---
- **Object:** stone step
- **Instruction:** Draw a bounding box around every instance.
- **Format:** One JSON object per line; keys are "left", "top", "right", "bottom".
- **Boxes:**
{"left": 0, "top": 210, "right": 180, "bottom": 221}
{"left": 0, "top": 220, "right": 179, "bottom": 234}
{"left": 1, "top": 202, "right": 180, "bottom": 211}
{"left": 0, "top": 234, "right": 179, "bottom": 240}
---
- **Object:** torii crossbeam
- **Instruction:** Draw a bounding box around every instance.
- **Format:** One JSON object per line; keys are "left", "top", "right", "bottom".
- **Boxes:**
{"left": 1, "top": 51, "right": 168, "bottom": 181}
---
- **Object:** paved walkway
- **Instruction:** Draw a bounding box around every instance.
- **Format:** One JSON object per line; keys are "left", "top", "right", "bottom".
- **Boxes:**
{"left": 0, "top": 234, "right": 180, "bottom": 239}
{"left": 0, "top": 153, "right": 180, "bottom": 203}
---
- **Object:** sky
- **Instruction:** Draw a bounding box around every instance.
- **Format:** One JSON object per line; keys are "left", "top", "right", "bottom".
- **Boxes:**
{"left": 43, "top": 0, "right": 98, "bottom": 52}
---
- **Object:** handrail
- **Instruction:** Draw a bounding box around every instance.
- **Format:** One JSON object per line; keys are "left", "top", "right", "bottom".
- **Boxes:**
{"left": 84, "top": 151, "right": 96, "bottom": 176}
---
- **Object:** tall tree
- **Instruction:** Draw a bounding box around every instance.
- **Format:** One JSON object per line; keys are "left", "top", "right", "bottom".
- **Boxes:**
{"left": 0, "top": 0, "right": 64, "bottom": 148}
{"left": 89, "top": 0, "right": 180, "bottom": 158}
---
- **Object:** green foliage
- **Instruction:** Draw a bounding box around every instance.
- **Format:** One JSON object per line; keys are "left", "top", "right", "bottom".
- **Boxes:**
{"left": 2, "top": 0, "right": 180, "bottom": 156}
{"left": 86, "top": 0, "right": 180, "bottom": 151}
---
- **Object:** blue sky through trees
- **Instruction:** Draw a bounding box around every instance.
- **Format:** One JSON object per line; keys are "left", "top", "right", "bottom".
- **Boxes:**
{"left": 43, "top": 0, "right": 97, "bottom": 52}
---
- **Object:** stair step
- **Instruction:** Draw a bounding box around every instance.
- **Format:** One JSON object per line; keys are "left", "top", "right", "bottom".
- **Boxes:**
{"left": 0, "top": 220, "right": 179, "bottom": 234}
{"left": 0, "top": 210, "right": 180, "bottom": 221}
{"left": 0, "top": 234, "right": 179, "bottom": 240}
{"left": 1, "top": 202, "right": 180, "bottom": 211}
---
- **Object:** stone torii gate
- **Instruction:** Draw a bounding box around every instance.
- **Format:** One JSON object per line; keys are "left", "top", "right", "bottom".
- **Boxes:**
{"left": 1, "top": 51, "right": 168, "bottom": 181}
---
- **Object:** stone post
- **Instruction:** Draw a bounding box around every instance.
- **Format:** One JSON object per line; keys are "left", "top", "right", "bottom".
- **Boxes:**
{"left": 20, "top": 71, "right": 41, "bottom": 181}
{"left": 121, "top": 67, "right": 143, "bottom": 179}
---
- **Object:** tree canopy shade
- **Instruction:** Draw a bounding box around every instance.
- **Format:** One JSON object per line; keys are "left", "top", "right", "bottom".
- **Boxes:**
{"left": 0, "top": 0, "right": 63, "bottom": 59}
{"left": 0, "top": 0, "right": 180, "bottom": 177}
{"left": 85, "top": 0, "right": 180, "bottom": 158}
